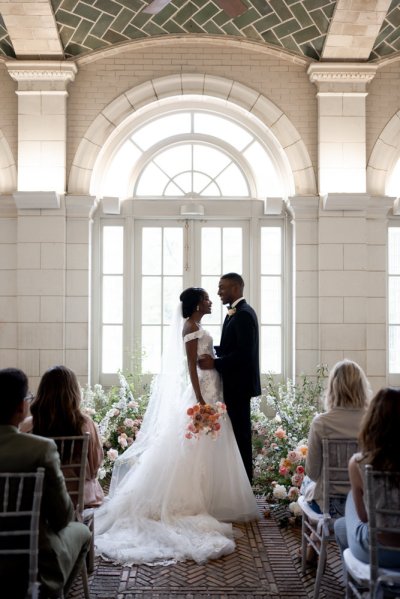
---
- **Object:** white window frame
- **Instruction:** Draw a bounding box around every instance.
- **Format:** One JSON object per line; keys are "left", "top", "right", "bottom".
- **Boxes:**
{"left": 92, "top": 200, "right": 292, "bottom": 386}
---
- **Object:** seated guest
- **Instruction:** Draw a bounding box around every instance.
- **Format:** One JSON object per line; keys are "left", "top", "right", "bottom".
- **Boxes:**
{"left": 0, "top": 367, "right": 91, "bottom": 597}
{"left": 305, "top": 359, "right": 370, "bottom": 517}
{"left": 21, "top": 365, "right": 104, "bottom": 508}
{"left": 335, "top": 387, "right": 400, "bottom": 568}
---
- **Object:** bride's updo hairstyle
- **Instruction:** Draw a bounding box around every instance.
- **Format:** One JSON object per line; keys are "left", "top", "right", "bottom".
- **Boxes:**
{"left": 180, "top": 287, "right": 205, "bottom": 318}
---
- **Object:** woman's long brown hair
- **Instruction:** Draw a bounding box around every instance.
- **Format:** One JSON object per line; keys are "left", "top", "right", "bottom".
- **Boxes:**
{"left": 31, "top": 365, "right": 85, "bottom": 437}
{"left": 359, "top": 387, "right": 400, "bottom": 471}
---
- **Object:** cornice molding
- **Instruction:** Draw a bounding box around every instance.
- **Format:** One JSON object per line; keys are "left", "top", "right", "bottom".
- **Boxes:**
{"left": 322, "top": 193, "right": 394, "bottom": 216}
{"left": 65, "top": 195, "right": 98, "bottom": 218}
{"left": 13, "top": 191, "right": 60, "bottom": 210}
{"left": 308, "top": 63, "right": 378, "bottom": 92}
{"left": 287, "top": 195, "right": 319, "bottom": 218}
{"left": 5, "top": 61, "right": 77, "bottom": 90}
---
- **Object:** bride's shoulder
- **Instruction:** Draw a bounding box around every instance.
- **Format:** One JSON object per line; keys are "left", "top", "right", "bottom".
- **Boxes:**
{"left": 182, "top": 319, "right": 197, "bottom": 338}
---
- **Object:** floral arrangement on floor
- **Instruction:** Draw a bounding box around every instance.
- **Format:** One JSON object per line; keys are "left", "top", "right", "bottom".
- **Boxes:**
{"left": 185, "top": 401, "right": 227, "bottom": 439}
{"left": 81, "top": 372, "right": 150, "bottom": 480}
{"left": 251, "top": 365, "right": 327, "bottom": 520}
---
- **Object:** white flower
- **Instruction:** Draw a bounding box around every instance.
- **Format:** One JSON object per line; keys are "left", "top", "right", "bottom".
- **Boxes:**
{"left": 124, "top": 418, "right": 134, "bottom": 428}
{"left": 98, "top": 468, "right": 107, "bottom": 480}
{"left": 272, "top": 484, "right": 287, "bottom": 500}
{"left": 289, "top": 501, "right": 302, "bottom": 516}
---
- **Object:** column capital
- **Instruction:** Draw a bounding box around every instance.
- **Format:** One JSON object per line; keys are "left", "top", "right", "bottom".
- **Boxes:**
{"left": 307, "top": 63, "right": 377, "bottom": 93}
{"left": 5, "top": 61, "right": 77, "bottom": 92}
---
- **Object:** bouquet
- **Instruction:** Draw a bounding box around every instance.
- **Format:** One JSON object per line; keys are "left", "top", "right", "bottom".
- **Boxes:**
{"left": 185, "top": 401, "right": 227, "bottom": 439}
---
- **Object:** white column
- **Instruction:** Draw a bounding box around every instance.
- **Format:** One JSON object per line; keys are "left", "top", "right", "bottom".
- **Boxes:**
{"left": 0, "top": 198, "right": 17, "bottom": 368}
{"left": 15, "top": 196, "right": 67, "bottom": 389}
{"left": 65, "top": 196, "right": 98, "bottom": 385}
{"left": 318, "top": 194, "right": 391, "bottom": 392}
{"left": 6, "top": 61, "right": 77, "bottom": 196}
{"left": 308, "top": 64, "right": 377, "bottom": 197}
{"left": 288, "top": 195, "right": 320, "bottom": 379}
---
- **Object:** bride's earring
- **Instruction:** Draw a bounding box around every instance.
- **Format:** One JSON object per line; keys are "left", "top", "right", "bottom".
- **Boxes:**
{"left": 196, "top": 305, "right": 200, "bottom": 311}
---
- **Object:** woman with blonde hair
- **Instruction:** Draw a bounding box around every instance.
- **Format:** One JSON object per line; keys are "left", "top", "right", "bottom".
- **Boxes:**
{"left": 21, "top": 365, "right": 104, "bottom": 508}
{"left": 304, "top": 359, "right": 370, "bottom": 517}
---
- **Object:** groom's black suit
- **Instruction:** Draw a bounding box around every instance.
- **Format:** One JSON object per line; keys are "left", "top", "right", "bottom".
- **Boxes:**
{"left": 214, "top": 299, "right": 261, "bottom": 482}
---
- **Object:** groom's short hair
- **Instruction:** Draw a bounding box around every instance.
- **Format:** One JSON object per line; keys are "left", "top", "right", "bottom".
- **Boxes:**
{"left": 221, "top": 273, "right": 244, "bottom": 289}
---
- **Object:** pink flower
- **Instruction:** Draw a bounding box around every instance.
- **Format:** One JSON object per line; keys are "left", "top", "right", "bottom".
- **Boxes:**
{"left": 288, "top": 486, "right": 300, "bottom": 500}
{"left": 291, "top": 473, "right": 304, "bottom": 487}
{"left": 279, "top": 466, "right": 290, "bottom": 476}
{"left": 287, "top": 450, "right": 300, "bottom": 463}
{"left": 118, "top": 435, "right": 128, "bottom": 448}
{"left": 124, "top": 418, "right": 134, "bottom": 428}
{"left": 107, "top": 448, "right": 118, "bottom": 461}
{"left": 296, "top": 465, "right": 305, "bottom": 474}
{"left": 270, "top": 442, "right": 278, "bottom": 449}
{"left": 275, "top": 427, "right": 286, "bottom": 439}
{"left": 185, "top": 432, "right": 193, "bottom": 439}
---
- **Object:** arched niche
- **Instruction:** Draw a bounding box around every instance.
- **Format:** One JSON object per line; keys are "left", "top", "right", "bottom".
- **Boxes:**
{"left": 68, "top": 74, "right": 316, "bottom": 199}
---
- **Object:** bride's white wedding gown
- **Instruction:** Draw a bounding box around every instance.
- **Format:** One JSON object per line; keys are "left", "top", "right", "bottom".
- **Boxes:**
{"left": 95, "top": 327, "right": 258, "bottom": 566}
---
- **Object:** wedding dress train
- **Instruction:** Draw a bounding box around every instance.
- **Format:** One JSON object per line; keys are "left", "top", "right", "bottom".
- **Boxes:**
{"left": 95, "top": 317, "right": 258, "bottom": 566}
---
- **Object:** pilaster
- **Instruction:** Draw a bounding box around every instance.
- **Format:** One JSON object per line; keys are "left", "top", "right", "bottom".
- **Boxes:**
{"left": 6, "top": 61, "right": 77, "bottom": 195}
{"left": 308, "top": 63, "right": 377, "bottom": 198}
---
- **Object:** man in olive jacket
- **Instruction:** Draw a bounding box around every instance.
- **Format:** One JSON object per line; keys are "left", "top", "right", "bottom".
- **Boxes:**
{"left": 0, "top": 368, "right": 91, "bottom": 597}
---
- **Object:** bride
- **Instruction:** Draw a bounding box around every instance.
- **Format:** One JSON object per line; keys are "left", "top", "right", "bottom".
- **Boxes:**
{"left": 95, "top": 287, "right": 259, "bottom": 566}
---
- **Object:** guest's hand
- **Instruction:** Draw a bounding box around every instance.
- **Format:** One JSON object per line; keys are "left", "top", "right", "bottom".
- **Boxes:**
{"left": 198, "top": 354, "right": 214, "bottom": 370}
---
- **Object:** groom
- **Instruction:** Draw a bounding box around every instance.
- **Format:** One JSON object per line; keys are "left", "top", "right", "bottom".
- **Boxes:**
{"left": 198, "top": 273, "right": 261, "bottom": 483}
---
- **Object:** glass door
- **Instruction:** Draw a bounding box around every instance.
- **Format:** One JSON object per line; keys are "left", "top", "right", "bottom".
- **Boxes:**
{"left": 134, "top": 219, "right": 249, "bottom": 373}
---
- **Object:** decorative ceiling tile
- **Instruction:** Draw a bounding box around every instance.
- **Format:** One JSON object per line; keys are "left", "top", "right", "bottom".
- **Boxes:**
{"left": 0, "top": 13, "right": 15, "bottom": 58}
{"left": 47, "top": 0, "right": 337, "bottom": 60}
{"left": 0, "top": 1, "right": 396, "bottom": 63}
{"left": 370, "top": 0, "right": 400, "bottom": 60}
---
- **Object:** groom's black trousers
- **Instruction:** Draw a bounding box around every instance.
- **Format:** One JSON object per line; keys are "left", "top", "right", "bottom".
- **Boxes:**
{"left": 225, "top": 396, "right": 253, "bottom": 484}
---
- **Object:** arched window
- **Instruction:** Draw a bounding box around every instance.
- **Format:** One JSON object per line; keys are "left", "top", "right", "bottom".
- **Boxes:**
{"left": 92, "top": 105, "right": 292, "bottom": 385}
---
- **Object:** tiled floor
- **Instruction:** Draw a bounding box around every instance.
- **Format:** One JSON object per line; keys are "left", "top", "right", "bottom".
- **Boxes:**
{"left": 69, "top": 499, "right": 345, "bottom": 599}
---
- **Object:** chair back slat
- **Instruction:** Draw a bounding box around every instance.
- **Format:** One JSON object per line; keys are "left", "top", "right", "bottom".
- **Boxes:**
{"left": 0, "top": 468, "right": 44, "bottom": 597}
{"left": 51, "top": 433, "right": 89, "bottom": 517}
{"left": 365, "top": 465, "right": 400, "bottom": 588}
{"left": 322, "top": 438, "right": 358, "bottom": 514}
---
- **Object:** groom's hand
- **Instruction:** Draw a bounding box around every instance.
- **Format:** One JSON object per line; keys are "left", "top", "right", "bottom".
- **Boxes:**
{"left": 198, "top": 354, "right": 214, "bottom": 370}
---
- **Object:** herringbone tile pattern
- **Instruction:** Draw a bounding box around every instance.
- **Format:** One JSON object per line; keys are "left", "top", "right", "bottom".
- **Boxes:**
{"left": 50, "top": 0, "right": 336, "bottom": 60}
{"left": 68, "top": 499, "right": 345, "bottom": 599}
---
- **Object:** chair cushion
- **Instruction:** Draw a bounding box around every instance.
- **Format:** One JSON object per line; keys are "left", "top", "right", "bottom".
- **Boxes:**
{"left": 298, "top": 495, "right": 325, "bottom": 523}
{"left": 343, "top": 548, "right": 400, "bottom": 584}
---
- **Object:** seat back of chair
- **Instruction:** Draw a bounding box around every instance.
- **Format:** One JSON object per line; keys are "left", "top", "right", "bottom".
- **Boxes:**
{"left": 51, "top": 434, "right": 89, "bottom": 517}
{"left": 322, "top": 438, "right": 359, "bottom": 514}
{"left": 365, "top": 465, "right": 400, "bottom": 584}
{"left": 0, "top": 468, "right": 44, "bottom": 597}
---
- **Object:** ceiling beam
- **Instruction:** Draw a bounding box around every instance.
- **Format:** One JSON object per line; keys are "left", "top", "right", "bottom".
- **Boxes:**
{"left": 322, "top": 0, "right": 392, "bottom": 61}
{"left": 0, "top": 0, "right": 63, "bottom": 59}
